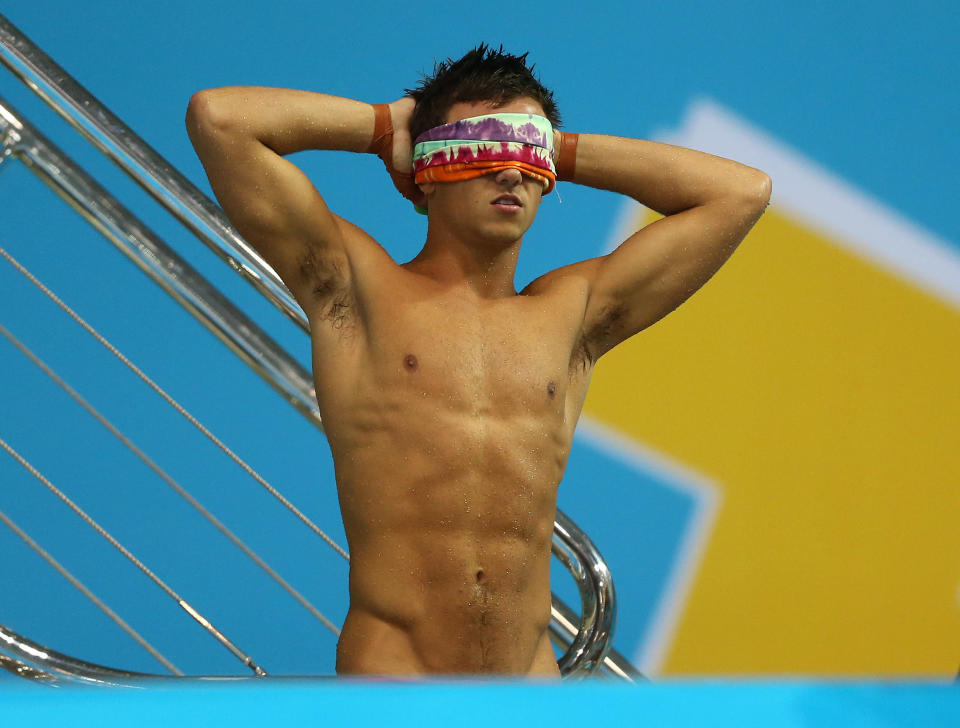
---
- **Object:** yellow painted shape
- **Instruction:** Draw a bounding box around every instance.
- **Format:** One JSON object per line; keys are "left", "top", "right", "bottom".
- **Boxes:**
{"left": 585, "top": 207, "right": 960, "bottom": 676}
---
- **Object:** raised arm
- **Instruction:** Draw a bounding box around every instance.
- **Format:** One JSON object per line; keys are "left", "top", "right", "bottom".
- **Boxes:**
{"left": 185, "top": 88, "right": 390, "bottom": 308}
{"left": 547, "top": 131, "right": 771, "bottom": 360}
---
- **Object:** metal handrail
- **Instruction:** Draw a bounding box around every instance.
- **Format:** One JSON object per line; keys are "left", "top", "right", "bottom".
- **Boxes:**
{"left": 0, "top": 14, "right": 305, "bottom": 333}
{"left": 0, "top": 12, "right": 637, "bottom": 680}
{"left": 0, "top": 93, "right": 321, "bottom": 428}
{"left": 552, "top": 509, "right": 615, "bottom": 676}
{"left": 0, "top": 622, "right": 153, "bottom": 687}
{"left": 0, "top": 623, "right": 335, "bottom": 687}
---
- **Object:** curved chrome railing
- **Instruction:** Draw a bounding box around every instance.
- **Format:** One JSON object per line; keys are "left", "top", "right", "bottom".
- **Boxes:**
{"left": 552, "top": 509, "right": 615, "bottom": 677}
{"left": 0, "top": 12, "right": 640, "bottom": 681}
{"left": 0, "top": 623, "right": 152, "bottom": 688}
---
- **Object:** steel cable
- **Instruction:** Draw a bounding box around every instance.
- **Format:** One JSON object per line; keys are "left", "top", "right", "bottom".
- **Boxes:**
{"left": 0, "top": 243, "right": 348, "bottom": 562}
{"left": 0, "top": 320, "right": 340, "bottom": 637}
{"left": 0, "top": 505, "right": 182, "bottom": 675}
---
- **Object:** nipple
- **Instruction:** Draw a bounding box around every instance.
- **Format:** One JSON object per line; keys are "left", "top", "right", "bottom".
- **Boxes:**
{"left": 546, "top": 381, "right": 557, "bottom": 397}
{"left": 404, "top": 354, "right": 419, "bottom": 372}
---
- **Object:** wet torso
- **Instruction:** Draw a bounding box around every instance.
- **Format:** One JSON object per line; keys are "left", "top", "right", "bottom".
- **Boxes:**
{"left": 303, "top": 239, "right": 594, "bottom": 677}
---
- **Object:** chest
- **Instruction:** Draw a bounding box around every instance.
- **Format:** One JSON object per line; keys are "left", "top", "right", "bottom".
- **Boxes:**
{"left": 371, "top": 295, "right": 576, "bottom": 410}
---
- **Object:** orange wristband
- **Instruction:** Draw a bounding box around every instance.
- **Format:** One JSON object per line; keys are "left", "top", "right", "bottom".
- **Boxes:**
{"left": 367, "top": 103, "right": 393, "bottom": 158}
{"left": 368, "top": 103, "right": 424, "bottom": 210}
{"left": 555, "top": 131, "right": 579, "bottom": 182}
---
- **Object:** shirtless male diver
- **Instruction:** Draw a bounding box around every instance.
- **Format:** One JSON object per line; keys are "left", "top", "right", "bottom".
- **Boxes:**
{"left": 186, "top": 45, "right": 770, "bottom": 678}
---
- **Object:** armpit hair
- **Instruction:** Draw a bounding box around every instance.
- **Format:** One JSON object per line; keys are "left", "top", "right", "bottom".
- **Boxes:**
{"left": 580, "top": 302, "right": 628, "bottom": 363}
{"left": 298, "top": 247, "right": 355, "bottom": 331}
{"left": 569, "top": 331, "right": 593, "bottom": 376}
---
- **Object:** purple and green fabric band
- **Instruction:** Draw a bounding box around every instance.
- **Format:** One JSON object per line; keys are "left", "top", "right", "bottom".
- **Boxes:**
{"left": 410, "top": 113, "right": 557, "bottom": 214}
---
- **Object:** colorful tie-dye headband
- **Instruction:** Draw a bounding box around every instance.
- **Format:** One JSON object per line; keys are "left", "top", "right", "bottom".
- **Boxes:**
{"left": 412, "top": 113, "right": 557, "bottom": 208}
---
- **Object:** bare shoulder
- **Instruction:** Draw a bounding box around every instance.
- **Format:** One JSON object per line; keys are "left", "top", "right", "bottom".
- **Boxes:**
{"left": 520, "top": 258, "right": 601, "bottom": 299}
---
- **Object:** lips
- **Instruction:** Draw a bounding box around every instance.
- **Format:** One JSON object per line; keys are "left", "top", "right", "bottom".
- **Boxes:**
{"left": 491, "top": 194, "right": 522, "bottom": 207}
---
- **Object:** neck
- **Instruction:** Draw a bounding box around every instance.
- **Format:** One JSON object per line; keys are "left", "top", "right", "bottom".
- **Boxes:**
{"left": 405, "top": 224, "right": 522, "bottom": 299}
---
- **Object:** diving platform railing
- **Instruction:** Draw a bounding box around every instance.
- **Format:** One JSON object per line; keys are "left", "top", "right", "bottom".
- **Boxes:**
{"left": 0, "top": 12, "right": 642, "bottom": 682}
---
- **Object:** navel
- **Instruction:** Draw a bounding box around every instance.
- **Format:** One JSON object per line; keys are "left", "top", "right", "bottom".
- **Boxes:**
{"left": 403, "top": 354, "right": 419, "bottom": 372}
{"left": 546, "top": 380, "right": 557, "bottom": 398}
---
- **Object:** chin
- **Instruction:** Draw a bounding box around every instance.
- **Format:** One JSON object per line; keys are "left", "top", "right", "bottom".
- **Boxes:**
{"left": 484, "top": 209, "right": 536, "bottom": 236}
{"left": 478, "top": 220, "right": 531, "bottom": 246}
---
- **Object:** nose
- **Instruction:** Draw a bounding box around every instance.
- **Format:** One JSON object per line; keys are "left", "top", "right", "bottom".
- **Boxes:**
{"left": 494, "top": 166, "right": 523, "bottom": 188}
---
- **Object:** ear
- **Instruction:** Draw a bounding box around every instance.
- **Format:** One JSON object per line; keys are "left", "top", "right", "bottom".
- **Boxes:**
{"left": 418, "top": 181, "right": 435, "bottom": 196}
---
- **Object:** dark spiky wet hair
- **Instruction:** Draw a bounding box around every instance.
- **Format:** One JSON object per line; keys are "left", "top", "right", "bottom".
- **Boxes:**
{"left": 405, "top": 44, "right": 561, "bottom": 142}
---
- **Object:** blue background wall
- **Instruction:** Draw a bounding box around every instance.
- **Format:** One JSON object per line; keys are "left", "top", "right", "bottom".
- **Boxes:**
{"left": 1, "top": 1, "right": 957, "bottom": 679}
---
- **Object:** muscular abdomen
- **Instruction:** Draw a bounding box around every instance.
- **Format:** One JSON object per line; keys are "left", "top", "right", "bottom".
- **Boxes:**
{"left": 332, "top": 407, "right": 564, "bottom": 675}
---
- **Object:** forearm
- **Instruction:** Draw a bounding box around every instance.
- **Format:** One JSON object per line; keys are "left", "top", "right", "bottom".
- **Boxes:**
{"left": 562, "top": 132, "right": 770, "bottom": 215}
{"left": 186, "top": 86, "right": 375, "bottom": 156}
